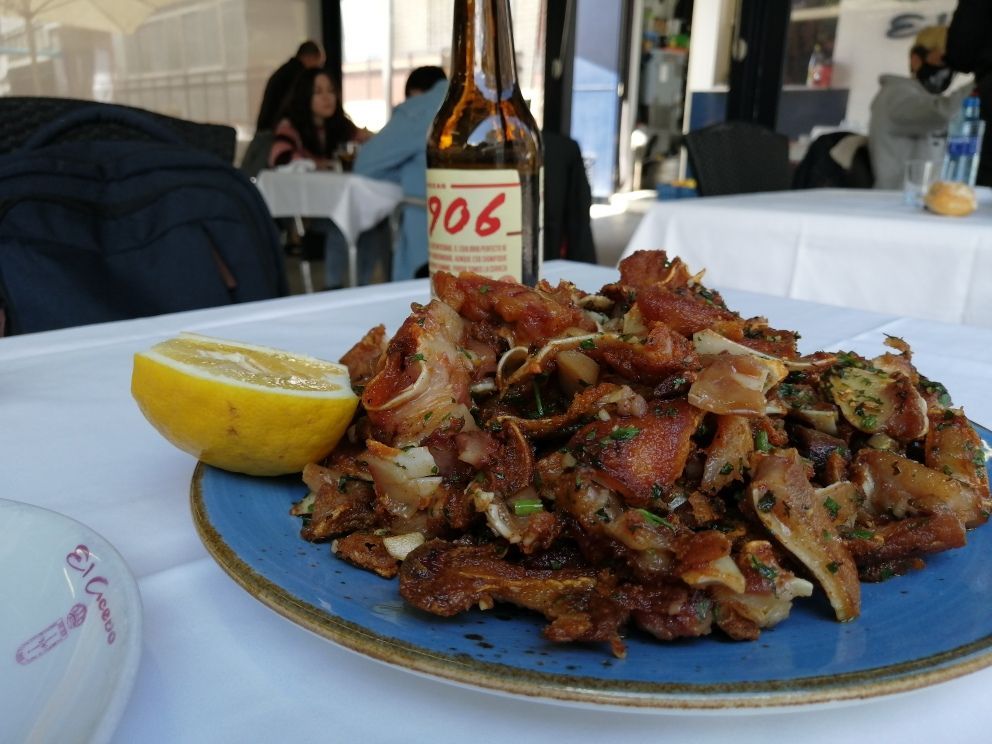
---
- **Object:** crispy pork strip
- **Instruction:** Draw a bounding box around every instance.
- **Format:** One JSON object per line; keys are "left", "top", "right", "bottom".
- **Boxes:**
{"left": 399, "top": 539, "right": 627, "bottom": 655}
{"left": 636, "top": 284, "right": 739, "bottom": 338}
{"left": 298, "top": 464, "right": 376, "bottom": 541}
{"left": 789, "top": 424, "right": 850, "bottom": 481}
{"left": 497, "top": 382, "right": 636, "bottom": 439}
{"left": 701, "top": 414, "right": 753, "bottom": 494}
{"left": 711, "top": 540, "right": 814, "bottom": 640}
{"left": 825, "top": 363, "right": 928, "bottom": 442}
{"left": 925, "top": 409, "right": 991, "bottom": 497}
{"left": 708, "top": 319, "right": 801, "bottom": 360}
{"left": 339, "top": 324, "right": 387, "bottom": 386}
{"left": 851, "top": 449, "right": 987, "bottom": 529}
{"left": 842, "top": 513, "right": 966, "bottom": 580}
{"left": 362, "top": 300, "right": 475, "bottom": 447}
{"left": 689, "top": 353, "right": 788, "bottom": 416}
{"left": 620, "top": 583, "right": 715, "bottom": 642}
{"left": 433, "top": 271, "right": 597, "bottom": 347}
{"left": 399, "top": 540, "right": 597, "bottom": 616}
{"left": 617, "top": 249, "right": 695, "bottom": 291}
{"left": 591, "top": 322, "right": 700, "bottom": 382}
{"left": 567, "top": 402, "right": 703, "bottom": 506}
{"left": 333, "top": 532, "right": 399, "bottom": 578}
{"left": 749, "top": 449, "right": 861, "bottom": 622}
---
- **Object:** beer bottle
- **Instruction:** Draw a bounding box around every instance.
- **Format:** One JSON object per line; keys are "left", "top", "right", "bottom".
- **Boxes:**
{"left": 426, "top": 0, "right": 543, "bottom": 286}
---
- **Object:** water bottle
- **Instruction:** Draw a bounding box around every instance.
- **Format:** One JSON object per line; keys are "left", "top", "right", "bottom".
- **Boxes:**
{"left": 941, "top": 96, "right": 985, "bottom": 187}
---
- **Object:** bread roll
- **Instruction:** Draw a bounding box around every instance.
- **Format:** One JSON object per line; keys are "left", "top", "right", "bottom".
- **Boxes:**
{"left": 924, "top": 181, "right": 977, "bottom": 217}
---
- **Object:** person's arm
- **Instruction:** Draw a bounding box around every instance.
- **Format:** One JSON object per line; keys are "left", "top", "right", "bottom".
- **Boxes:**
{"left": 352, "top": 105, "right": 425, "bottom": 181}
{"left": 268, "top": 120, "right": 302, "bottom": 167}
{"left": 887, "top": 83, "right": 971, "bottom": 135}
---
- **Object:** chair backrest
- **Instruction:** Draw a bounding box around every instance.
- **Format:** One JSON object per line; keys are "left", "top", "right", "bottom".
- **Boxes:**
{"left": 0, "top": 105, "right": 286, "bottom": 335}
{"left": 0, "top": 97, "right": 236, "bottom": 164}
{"left": 543, "top": 131, "right": 597, "bottom": 263}
{"left": 684, "top": 121, "right": 792, "bottom": 197}
{"left": 792, "top": 131, "right": 874, "bottom": 190}
{"left": 240, "top": 130, "right": 276, "bottom": 179}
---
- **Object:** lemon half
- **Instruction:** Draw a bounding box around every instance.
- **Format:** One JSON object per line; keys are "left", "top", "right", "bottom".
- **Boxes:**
{"left": 131, "top": 333, "right": 358, "bottom": 476}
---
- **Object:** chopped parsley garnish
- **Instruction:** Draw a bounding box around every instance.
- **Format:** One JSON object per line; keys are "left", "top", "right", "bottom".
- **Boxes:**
{"left": 749, "top": 554, "right": 778, "bottom": 581}
{"left": 719, "top": 462, "right": 734, "bottom": 476}
{"left": 636, "top": 508, "right": 676, "bottom": 530}
{"left": 755, "top": 430, "right": 771, "bottom": 453}
{"left": 757, "top": 493, "right": 776, "bottom": 512}
{"left": 826, "top": 561, "right": 840, "bottom": 574}
{"left": 608, "top": 426, "right": 641, "bottom": 441}
{"left": 823, "top": 496, "right": 840, "bottom": 519}
{"left": 579, "top": 338, "right": 597, "bottom": 350}
{"left": 513, "top": 499, "right": 544, "bottom": 516}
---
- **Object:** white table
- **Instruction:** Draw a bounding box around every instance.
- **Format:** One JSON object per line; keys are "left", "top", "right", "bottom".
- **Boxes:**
{"left": 3, "top": 261, "right": 992, "bottom": 744}
{"left": 622, "top": 188, "right": 992, "bottom": 328}
{"left": 255, "top": 169, "right": 403, "bottom": 289}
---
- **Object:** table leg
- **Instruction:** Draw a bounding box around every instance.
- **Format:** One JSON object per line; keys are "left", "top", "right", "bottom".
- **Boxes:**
{"left": 292, "top": 216, "right": 314, "bottom": 294}
{"left": 299, "top": 260, "right": 314, "bottom": 294}
{"left": 347, "top": 241, "right": 358, "bottom": 288}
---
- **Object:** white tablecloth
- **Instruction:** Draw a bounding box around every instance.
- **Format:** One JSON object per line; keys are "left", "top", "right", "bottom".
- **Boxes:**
{"left": 622, "top": 188, "right": 992, "bottom": 328}
{"left": 3, "top": 261, "right": 992, "bottom": 744}
{"left": 255, "top": 169, "right": 403, "bottom": 287}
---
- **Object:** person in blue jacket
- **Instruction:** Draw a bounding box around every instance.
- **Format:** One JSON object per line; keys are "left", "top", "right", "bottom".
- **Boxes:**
{"left": 354, "top": 66, "right": 448, "bottom": 280}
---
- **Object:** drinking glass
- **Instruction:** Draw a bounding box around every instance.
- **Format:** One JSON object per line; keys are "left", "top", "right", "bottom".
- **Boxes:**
{"left": 903, "top": 159, "right": 935, "bottom": 208}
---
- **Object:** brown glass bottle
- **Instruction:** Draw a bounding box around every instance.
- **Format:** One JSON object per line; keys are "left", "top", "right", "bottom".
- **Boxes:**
{"left": 426, "top": 0, "right": 543, "bottom": 286}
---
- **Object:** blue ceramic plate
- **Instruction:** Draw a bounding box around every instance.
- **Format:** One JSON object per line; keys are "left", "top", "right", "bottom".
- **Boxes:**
{"left": 190, "top": 425, "right": 992, "bottom": 710}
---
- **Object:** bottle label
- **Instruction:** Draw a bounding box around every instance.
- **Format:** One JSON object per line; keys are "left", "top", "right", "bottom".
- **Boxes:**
{"left": 426, "top": 168, "right": 524, "bottom": 282}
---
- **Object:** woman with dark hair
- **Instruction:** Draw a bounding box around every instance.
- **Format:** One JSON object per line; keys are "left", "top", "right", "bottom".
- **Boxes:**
{"left": 269, "top": 68, "right": 368, "bottom": 168}
{"left": 268, "top": 69, "right": 385, "bottom": 289}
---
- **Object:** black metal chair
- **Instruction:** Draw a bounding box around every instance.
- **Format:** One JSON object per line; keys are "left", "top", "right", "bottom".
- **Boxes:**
{"left": 684, "top": 121, "right": 792, "bottom": 197}
{"left": 0, "top": 97, "right": 236, "bottom": 164}
{"left": 792, "top": 131, "right": 874, "bottom": 190}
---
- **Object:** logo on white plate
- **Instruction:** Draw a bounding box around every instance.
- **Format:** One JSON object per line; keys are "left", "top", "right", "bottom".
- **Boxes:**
{"left": 66, "top": 544, "right": 119, "bottom": 645}
{"left": 15, "top": 603, "right": 87, "bottom": 665}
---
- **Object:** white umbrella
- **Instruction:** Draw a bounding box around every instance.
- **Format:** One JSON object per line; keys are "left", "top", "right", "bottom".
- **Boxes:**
{"left": 0, "top": 0, "right": 178, "bottom": 92}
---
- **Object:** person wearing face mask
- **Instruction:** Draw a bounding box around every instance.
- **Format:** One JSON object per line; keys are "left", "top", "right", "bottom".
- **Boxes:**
{"left": 868, "top": 26, "right": 972, "bottom": 190}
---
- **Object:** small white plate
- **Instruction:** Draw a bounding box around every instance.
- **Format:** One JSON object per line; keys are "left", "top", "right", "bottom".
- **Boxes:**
{"left": 0, "top": 499, "right": 143, "bottom": 744}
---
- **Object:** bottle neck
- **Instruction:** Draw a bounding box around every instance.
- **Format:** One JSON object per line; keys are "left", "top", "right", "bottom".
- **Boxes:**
{"left": 450, "top": 0, "right": 519, "bottom": 101}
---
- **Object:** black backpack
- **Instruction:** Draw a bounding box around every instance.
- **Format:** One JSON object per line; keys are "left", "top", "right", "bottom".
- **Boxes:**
{"left": 0, "top": 105, "right": 286, "bottom": 335}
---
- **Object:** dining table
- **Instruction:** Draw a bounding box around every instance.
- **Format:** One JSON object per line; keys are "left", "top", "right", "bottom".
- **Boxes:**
{"left": 621, "top": 187, "right": 992, "bottom": 328}
{"left": 3, "top": 260, "right": 992, "bottom": 744}
{"left": 254, "top": 167, "right": 404, "bottom": 290}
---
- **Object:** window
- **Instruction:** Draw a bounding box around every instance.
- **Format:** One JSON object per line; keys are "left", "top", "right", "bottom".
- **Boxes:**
{"left": 0, "top": 0, "right": 319, "bottom": 146}
{"left": 340, "top": 0, "right": 545, "bottom": 132}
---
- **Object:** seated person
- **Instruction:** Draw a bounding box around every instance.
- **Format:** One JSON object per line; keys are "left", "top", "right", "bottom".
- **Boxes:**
{"left": 269, "top": 69, "right": 383, "bottom": 288}
{"left": 256, "top": 40, "right": 325, "bottom": 133}
{"left": 868, "top": 25, "right": 972, "bottom": 189}
{"left": 353, "top": 66, "right": 448, "bottom": 280}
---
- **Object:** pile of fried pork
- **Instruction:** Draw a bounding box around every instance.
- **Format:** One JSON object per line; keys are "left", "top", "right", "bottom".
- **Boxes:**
{"left": 292, "top": 251, "right": 991, "bottom": 657}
